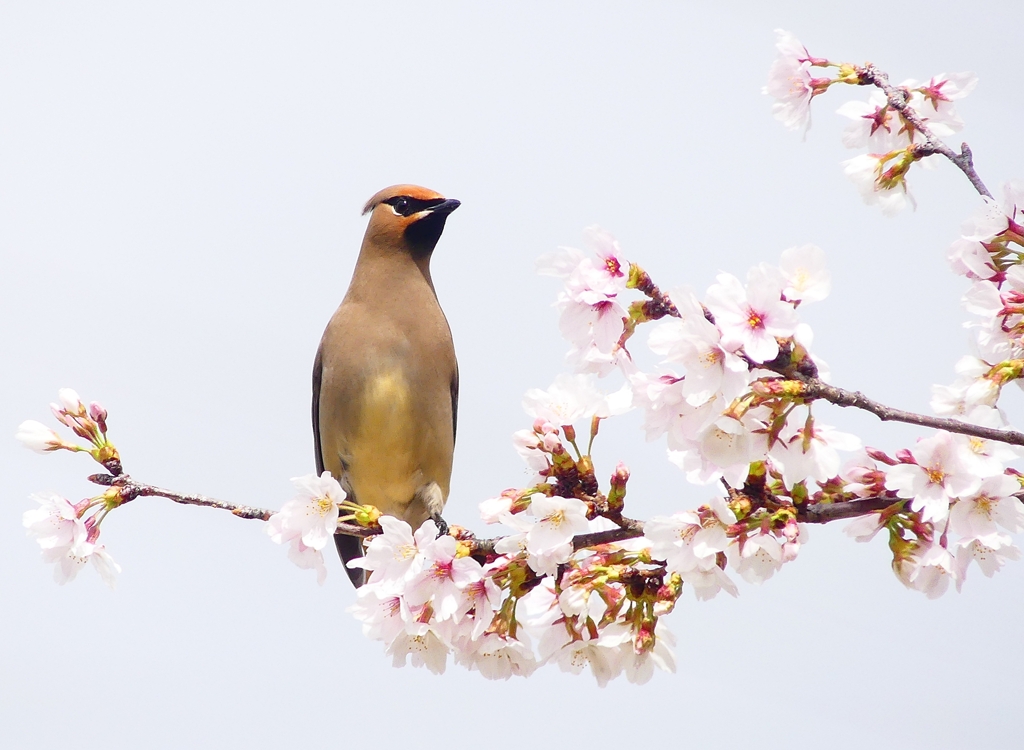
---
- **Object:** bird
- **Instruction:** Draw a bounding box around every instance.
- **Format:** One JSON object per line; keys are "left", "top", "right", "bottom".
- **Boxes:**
{"left": 312, "top": 184, "right": 460, "bottom": 587}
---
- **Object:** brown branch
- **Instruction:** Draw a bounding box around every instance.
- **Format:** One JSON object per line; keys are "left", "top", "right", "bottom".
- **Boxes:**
{"left": 797, "top": 495, "right": 902, "bottom": 523}
{"left": 87, "top": 473, "right": 375, "bottom": 537}
{"left": 857, "top": 64, "right": 992, "bottom": 199}
{"left": 87, "top": 470, "right": 897, "bottom": 562}
{"left": 795, "top": 376, "right": 1024, "bottom": 446}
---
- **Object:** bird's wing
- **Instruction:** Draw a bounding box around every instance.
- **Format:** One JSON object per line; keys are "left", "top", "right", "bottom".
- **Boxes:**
{"left": 311, "top": 342, "right": 326, "bottom": 476}
{"left": 450, "top": 362, "right": 459, "bottom": 444}
{"left": 312, "top": 338, "right": 364, "bottom": 587}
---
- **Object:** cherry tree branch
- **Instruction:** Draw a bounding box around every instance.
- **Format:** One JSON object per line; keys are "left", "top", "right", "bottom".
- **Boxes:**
{"left": 795, "top": 375, "right": 1024, "bottom": 446}
{"left": 87, "top": 472, "right": 375, "bottom": 537}
{"left": 87, "top": 470, "right": 910, "bottom": 557}
{"left": 622, "top": 270, "right": 1024, "bottom": 447}
{"left": 856, "top": 63, "right": 992, "bottom": 199}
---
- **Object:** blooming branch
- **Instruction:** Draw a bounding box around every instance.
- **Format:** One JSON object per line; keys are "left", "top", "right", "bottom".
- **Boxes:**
{"left": 854, "top": 63, "right": 992, "bottom": 199}
{"left": 16, "top": 33, "right": 1024, "bottom": 685}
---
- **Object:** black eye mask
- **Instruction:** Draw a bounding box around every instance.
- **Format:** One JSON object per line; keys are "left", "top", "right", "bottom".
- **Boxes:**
{"left": 385, "top": 196, "right": 446, "bottom": 217}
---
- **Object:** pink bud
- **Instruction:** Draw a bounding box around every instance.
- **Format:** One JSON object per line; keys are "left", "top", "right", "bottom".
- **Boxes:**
{"left": 783, "top": 520, "right": 800, "bottom": 542}
{"left": 613, "top": 461, "right": 630, "bottom": 483}
{"left": 865, "top": 446, "right": 898, "bottom": 466}
{"left": 541, "top": 433, "right": 561, "bottom": 452}
{"left": 895, "top": 448, "right": 916, "bottom": 464}
{"left": 88, "top": 401, "right": 108, "bottom": 424}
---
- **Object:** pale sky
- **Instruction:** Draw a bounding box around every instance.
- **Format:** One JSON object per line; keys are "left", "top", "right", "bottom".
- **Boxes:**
{"left": 2, "top": 3, "right": 1020, "bottom": 748}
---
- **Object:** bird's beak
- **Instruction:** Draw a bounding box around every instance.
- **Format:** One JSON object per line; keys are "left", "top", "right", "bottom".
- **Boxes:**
{"left": 428, "top": 198, "right": 461, "bottom": 217}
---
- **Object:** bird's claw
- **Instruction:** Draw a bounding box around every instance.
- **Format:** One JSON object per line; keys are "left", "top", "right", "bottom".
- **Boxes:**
{"left": 431, "top": 513, "right": 449, "bottom": 538}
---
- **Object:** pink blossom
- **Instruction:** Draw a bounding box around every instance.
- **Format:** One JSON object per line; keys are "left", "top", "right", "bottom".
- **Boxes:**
{"left": 844, "top": 513, "right": 885, "bottom": 543}
{"left": 884, "top": 431, "right": 982, "bottom": 523}
{"left": 836, "top": 92, "right": 905, "bottom": 152}
{"left": 778, "top": 244, "right": 831, "bottom": 304}
{"left": 961, "top": 181, "right": 1024, "bottom": 243}
{"left": 349, "top": 517, "right": 435, "bottom": 588}
{"left": 403, "top": 535, "right": 483, "bottom": 621}
{"left": 522, "top": 373, "right": 631, "bottom": 426}
{"left": 949, "top": 474, "right": 1024, "bottom": 539}
{"left": 954, "top": 533, "right": 1021, "bottom": 590}
{"left": 894, "top": 541, "right": 956, "bottom": 598}
{"left": 453, "top": 633, "right": 537, "bottom": 680}
{"left": 771, "top": 418, "right": 861, "bottom": 486}
{"left": 705, "top": 269, "right": 798, "bottom": 363}
{"left": 763, "top": 29, "right": 819, "bottom": 132}
{"left": 23, "top": 492, "right": 86, "bottom": 552}
{"left": 727, "top": 532, "right": 784, "bottom": 584}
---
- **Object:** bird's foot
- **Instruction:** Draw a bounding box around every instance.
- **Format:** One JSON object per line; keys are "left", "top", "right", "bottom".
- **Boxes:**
{"left": 431, "top": 513, "right": 449, "bottom": 538}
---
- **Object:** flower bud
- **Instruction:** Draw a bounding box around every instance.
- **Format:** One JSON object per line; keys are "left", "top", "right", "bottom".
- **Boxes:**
{"left": 895, "top": 448, "right": 916, "bottom": 464}
{"left": 15, "top": 420, "right": 64, "bottom": 453}
{"left": 58, "top": 388, "right": 85, "bottom": 415}
{"left": 541, "top": 432, "right": 561, "bottom": 452}
{"left": 865, "top": 446, "right": 898, "bottom": 465}
{"left": 89, "top": 401, "right": 109, "bottom": 433}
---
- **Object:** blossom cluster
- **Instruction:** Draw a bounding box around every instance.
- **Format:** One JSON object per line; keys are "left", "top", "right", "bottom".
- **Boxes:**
{"left": 939, "top": 182, "right": 1024, "bottom": 415}
{"left": 18, "top": 389, "right": 123, "bottom": 587}
{"left": 528, "top": 213, "right": 1024, "bottom": 602}
{"left": 348, "top": 508, "right": 678, "bottom": 685}
{"left": 765, "top": 28, "right": 978, "bottom": 215}
{"left": 841, "top": 436, "right": 1023, "bottom": 598}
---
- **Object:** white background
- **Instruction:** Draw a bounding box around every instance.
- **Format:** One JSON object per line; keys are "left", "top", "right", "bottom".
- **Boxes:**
{"left": 1, "top": 2, "right": 1019, "bottom": 748}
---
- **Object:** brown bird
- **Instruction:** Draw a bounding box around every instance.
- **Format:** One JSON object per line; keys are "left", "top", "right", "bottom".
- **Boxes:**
{"left": 312, "top": 184, "right": 460, "bottom": 587}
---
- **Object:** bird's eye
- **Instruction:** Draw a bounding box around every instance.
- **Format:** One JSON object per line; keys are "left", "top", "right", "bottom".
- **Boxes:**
{"left": 392, "top": 197, "right": 412, "bottom": 216}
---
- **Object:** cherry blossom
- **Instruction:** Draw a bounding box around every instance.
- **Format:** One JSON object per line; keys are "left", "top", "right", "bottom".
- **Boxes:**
{"left": 265, "top": 472, "right": 347, "bottom": 583}
{"left": 23, "top": 492, "right": 86, "bottom": 553}
{"left": 961, "top": 181, "right": 1024, "bottom": 243}
{"left": 403, "top": 535, "right": 483, "bottom": 621}
{"left": 906, "top": 72, "right": 977, "bottom": 137}
{"left": 348, "top": 516, "right": 435, "bottom": 587}
{"left": 949, "top": 474, "right": 1024, "bottom": 539}
{"left": 705, "top": 268, "right": 798, "bottom": 364}
{"left": 453, "top": 633, "right": 537, "bottom": 680}
{"left": 954, "top": 533, "right": 1021, "bottom": 590}
{"left": 778, "top": 244, "right": 831, "bottom": 304}
{"left": 771, "top": 417, "right": 861, "bottom": 486}
{"left": 844, "top": 513, "right": 885, "bottom": 543}
{"left": 645, "top": 512, "right": 738, "bottom": 600}
{"left": 522, "top": 373, "right": 631, "bottom": 426}
{"left": 727, "top": 532, "right": 785, "bottom": 584}
{"left": 843, "top": 153, "right": 914, "bottom": 217}
{"left": 763, "top": 29, "right": 820, "bottom": 132}
{"left": 884, "top": 431, "right": 982, "bottom": 523}
{"left": 647, "top": 296, "right": 750, "bottom": 407}
{"left": 895, "top": 541, "right": 957, "bottom": 599}
{"left": 24, "top": 493, "right": 120, "bottom": 588}
{"left": 836, "top": 92, "right": 904, "bottom": 152}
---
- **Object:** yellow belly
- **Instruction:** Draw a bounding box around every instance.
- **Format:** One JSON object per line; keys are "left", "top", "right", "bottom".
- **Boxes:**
{"left": 348, "top": 369, "right": 428, "bottom": 521}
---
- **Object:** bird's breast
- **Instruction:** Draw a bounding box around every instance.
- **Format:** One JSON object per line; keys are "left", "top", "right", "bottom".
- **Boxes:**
{"left": 344, "top": 364, "right": 451, "bottom": 523}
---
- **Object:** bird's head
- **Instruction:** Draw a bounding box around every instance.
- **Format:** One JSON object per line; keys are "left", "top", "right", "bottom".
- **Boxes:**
{"left": 361, "top": 184, "right": 460, "bottom": 257}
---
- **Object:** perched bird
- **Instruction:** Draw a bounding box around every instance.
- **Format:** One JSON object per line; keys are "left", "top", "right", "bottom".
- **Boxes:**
{"left": 312, "top": 184, "right": 460, "bottom": 587}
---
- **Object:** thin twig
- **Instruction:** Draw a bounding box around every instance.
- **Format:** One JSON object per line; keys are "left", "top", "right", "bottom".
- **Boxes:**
{"left": 88, "top": 473, "right": 374, "bottom": 536}
{"left": 857, "top": 64, "right": 992, "bottom": 199}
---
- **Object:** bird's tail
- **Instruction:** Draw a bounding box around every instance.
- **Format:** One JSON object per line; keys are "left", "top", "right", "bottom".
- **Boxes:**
{"left": 335, "top": 533, "right": 366, "bottom": 588}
